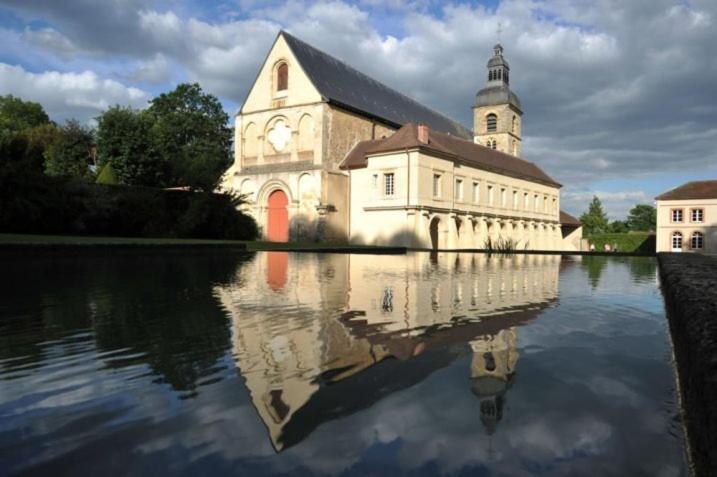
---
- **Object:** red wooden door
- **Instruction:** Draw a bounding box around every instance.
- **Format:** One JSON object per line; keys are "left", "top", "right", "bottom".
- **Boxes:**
{"left": 267, "top": 190, "right": 289, "bottom": 242}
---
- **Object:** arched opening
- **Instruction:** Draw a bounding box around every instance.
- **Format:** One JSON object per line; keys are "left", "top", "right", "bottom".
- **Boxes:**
{"left": 267, "top": 189, "right": 289, "bottom": 242}
{"left": 276, "top": 62, "right": 288, "bottom": 91}
{"left": 691, "top": 232, "right": 703, "bottom": 250}
{"left": 671, "top": 232, "right": 682, "bottom": 252}
{"left": 486, "top": 113, "right": 497, "bottom": 132}
{"left": 430, "top": 217, "right": 441, "bottom": 250}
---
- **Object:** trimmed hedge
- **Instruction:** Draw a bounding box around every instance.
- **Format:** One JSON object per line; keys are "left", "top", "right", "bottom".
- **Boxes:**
{"left": 0, "top": 166, "right": 258, "bottom": 240}
{"left": 586, "top": 233, "right": 655, "bottom": 253}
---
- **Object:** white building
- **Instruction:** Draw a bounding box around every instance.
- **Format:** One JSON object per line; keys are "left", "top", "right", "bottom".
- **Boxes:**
{"left": 221, "top": 31, "right": 581, "bottom": 250}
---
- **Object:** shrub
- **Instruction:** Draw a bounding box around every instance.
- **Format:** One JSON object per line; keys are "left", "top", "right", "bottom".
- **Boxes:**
{"left": 0, "top": 171, "right": 258, "bottom": 240}
{"left": 586, "top": 233, "right": 655, "bottom": 253}
{"left": 96, "top": 163, "right": 119, "bottom": 185}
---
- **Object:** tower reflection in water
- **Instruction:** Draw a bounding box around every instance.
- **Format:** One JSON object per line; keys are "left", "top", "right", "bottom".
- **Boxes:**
{"left": 216, "top": 251, "right": 560, "bottom": 451}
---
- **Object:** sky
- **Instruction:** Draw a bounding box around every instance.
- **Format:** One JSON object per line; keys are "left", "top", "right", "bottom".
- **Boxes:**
{"left": 1, "top": 0, "right": 716, "bottom": 218}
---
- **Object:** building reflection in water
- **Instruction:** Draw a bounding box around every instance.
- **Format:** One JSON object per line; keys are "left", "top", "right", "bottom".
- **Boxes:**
{"left": 216, "top": 252, "right": 561, "bottom": 451}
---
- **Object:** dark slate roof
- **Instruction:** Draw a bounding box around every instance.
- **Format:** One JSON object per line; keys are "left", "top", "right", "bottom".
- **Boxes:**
{"left": 281, "top": 31, "right": 473, "bottom": 140}
{"left": 340, "top": 123, "right": 561, "bottom": 188}
{"left": 560, "top": 210, "right": 581, "bottom": 226}
{"left": 475, "top": 85, "right": 522, "bottom": 111}
{"left": 655, "top": 180, "right": 717, "bottom": 200}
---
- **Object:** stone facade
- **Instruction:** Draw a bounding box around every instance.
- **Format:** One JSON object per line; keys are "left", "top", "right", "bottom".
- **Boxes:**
{"left": 348, "top": 147, "right": 563, "bottom": 249}
{"left": 656, "top": 197, "right": 717, "bottom": 254}
{"left": 220, "top": 31, "right": 578, "bottom": 250}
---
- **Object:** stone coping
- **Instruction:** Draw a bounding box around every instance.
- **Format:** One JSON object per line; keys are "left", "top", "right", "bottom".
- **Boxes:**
{"left": 658, "top": 252, "right": 717, "bottom": 476}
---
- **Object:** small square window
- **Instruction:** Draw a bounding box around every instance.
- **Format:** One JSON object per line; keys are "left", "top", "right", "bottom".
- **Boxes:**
{"left": 672, "top": 209, "right": 683, "bottom": 223}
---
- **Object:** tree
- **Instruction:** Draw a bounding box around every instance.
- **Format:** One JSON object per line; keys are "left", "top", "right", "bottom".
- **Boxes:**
{"left": 1, "top": 124, "right": 60, "bottom": 174}
{"left": 0, "top": 95, "right": 51, "bottom": 138}
{"left": 608, "top": 219, "right": 629, "bottom": 233}
{"left": 146, "top": 83, "right": 231, "bottom": 190}
{"left": 44, "top": 120, "right": 95, "bottom": 179}
{"left": 627, "top": 204, "right": 656, "bottom": 232}
{"left": 580, "top": 196, "right": 609, "bottom": 235}
{"left": 96, "top": 106, "right": 167, "bottom": 186}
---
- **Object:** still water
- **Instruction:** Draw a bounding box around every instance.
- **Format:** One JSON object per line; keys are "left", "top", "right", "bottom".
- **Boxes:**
{"left": 0, "top": 252, "right": 687, "bottom": 476}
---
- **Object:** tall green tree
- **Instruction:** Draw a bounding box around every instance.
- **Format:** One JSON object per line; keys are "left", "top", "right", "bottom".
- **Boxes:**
{"left": 627, "top": 204, "right": 656, "bottom": 232}
{"left": 96, "top": 106, "right": 167, "bottom": 186}
{"left": 44, "top": 120, "right": 95, "bottom": 179}
{"left": 146, "top": 83, "right": 231, "bottom": 190}
{"left": 580, "top": 196, "right": 609, "bottom": 235}
{"left": 0, "top": 95, "right": 51, "bottom": 138}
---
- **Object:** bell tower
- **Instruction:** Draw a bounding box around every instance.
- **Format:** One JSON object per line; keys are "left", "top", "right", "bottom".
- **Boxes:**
{"left": 473, "top": 44, "right": 523, "bottom": 157}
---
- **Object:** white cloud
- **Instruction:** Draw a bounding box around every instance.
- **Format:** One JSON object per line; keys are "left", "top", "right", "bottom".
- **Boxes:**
{"left": 0, "top": 63, "right": 149, "bottom": 124}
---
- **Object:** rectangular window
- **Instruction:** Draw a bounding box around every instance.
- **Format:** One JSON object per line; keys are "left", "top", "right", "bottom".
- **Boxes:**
{"left": 543, "top": 196, "right": 548, "bottom": 212}
{"left": 473, "top": 181, "right": 480, "bottom": 203}
{"left": 371, "top": 174, "right": 378, "bottom": 189}
{"left": 671, "top": 209, "right": 683, "bottom": 223}
{"left": 488, "top": 185, "right": 494, "bottom": 205}
{"left": 691, "top": 208, "right": 704, "bottom": 223}
{"left": 513, "top": 191, "right": 518, "bottom": 209}
{"left": 384, "top": 173, "right": 394, "bottom": 196}
{"left": 534, "top": 194, "right": 539, "bottom": 212}
{"left": 501, "top": 188, "right": 507, "bottom": 207}
{"left": 524, "top": 192, "right": 529, "bottom": 209}
{"left": 433, "top": 174, "right": 441, "bottom": 198}
{"left": 552, "top": 197, "right": 557, "bottom": 213}
{"left": 455, "top": 178, "right": 463, "bottom": 201}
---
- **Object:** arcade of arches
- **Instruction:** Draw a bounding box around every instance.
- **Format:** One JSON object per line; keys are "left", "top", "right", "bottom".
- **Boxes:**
{"left": 426, "top": 212, "right": 562, "bottom": 250}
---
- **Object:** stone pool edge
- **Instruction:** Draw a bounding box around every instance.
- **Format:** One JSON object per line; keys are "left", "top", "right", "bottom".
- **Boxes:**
{"left": 658, "top": 252, "right": 717, "bottom": 477}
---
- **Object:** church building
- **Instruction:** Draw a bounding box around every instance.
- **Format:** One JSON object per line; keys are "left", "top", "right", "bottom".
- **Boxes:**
{"left": 221, "top": 31, "right": 581, "bottom": 250}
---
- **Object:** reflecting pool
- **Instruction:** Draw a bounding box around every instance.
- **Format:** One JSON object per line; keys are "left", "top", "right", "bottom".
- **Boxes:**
{"left": 0, "top": 252, "right": 687, "bottom": 475}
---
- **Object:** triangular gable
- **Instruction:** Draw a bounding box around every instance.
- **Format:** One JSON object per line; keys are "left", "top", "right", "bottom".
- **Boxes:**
{"left": 241, "top": 32, "right": 323, "bottom": 114}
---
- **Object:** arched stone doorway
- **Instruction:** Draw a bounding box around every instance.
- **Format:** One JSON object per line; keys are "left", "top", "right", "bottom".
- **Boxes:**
{"left": 429, "top": 217, "right": 441, "bottom": 250}
{"left": 267, "top": 189, "right": 289, "bottom": 242}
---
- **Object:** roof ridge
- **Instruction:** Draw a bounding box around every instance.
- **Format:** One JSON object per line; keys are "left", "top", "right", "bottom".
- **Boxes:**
{"left": 280, "top": 31, "right": 470, "bottom": 136}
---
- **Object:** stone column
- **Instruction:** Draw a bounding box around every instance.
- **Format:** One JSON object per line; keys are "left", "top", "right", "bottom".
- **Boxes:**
{"left": 478, "top": 216, "right": 488, "bottom": 249}
{"left": 447, "top": 213, "right": 459, "bottom": 250}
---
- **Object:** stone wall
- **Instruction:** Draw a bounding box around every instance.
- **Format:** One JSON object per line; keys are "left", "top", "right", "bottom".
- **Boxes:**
{"left": 658, "top": 252, "right": 717, "bottom": 476}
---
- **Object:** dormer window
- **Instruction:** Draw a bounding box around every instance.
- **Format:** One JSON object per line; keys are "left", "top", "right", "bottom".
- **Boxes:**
{"left": 276, "top": 62, "right": 288, "bottom": 91}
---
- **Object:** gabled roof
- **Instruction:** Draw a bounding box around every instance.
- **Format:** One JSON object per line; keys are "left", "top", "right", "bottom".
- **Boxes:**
{"left": 341, "top": 123, "right": 561, "bottom": 188}
{"left": 655, "top": 180, "right": 717, "bottom": 201}
{"left": 281, "top": 31, "right": 473, "bottom": 140}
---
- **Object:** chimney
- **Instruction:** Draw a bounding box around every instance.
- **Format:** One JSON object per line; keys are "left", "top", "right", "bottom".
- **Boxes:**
{"left": 417, "top": 124, "right": 429, "bottom": 144}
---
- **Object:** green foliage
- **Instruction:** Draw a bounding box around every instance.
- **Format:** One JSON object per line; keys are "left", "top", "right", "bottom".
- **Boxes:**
{"left": 586, "top": 233, "right": 655, "bottom": 253}
{"left": 0, "top": 123, "right": 60, "bottom": 174}
{"left": 0, "top": 168, "right": 258, "bottom": 240}
{"left": 483, "top": 236, "right": 526, "bottom": 252}
{"left": 146, "top": 83, "right": 232, "bottom": 190}
{"left": 608, "top": 219, "right": 629, "bottom": 233}
{"left": 44, "top": 119, "right": 95, "bottom": 179}
{"left": 96, "top": 106, "right": 167, "bottom": 186}
{"left": 96, "top": 162, "right": 119, "bottom": 185}
{"left": 627, "top": 204, "right": 656, "bottom": 232}
{"left": 0, "top": 95, "right": 50, "bottom": 137}
{"left": 580, "top": 196, "right": 609, "bottom": 235}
